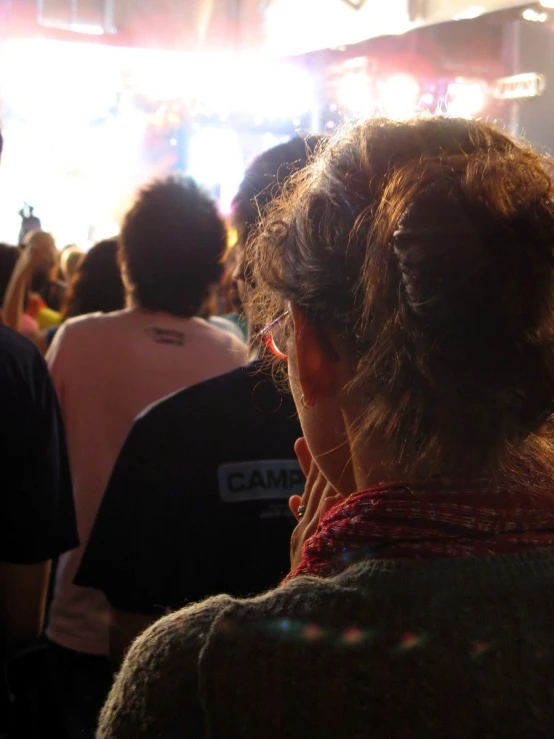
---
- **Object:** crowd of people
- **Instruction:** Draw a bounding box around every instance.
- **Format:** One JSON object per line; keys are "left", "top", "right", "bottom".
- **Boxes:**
{"left": 0, "top": 114, "right": 553, "bottom": 739}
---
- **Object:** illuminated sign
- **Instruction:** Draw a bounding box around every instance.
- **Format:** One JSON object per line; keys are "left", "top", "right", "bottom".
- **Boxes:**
{"left": 493, "top": 73, "right": 546, "bottom": 100}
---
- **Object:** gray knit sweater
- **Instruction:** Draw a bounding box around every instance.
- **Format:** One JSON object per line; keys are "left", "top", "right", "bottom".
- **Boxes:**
{"left": 98, "top": 549, "right": 554, "bottom": 738}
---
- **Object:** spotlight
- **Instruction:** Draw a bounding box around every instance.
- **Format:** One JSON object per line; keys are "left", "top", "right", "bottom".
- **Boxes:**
{"left": 337, "top": 72, "right": 374, "bottom": 114}
{"left": 446, "top": 80, "right": 487, "bottom": 118}
{"left": 522, "top": 8, "right": 548, "bottom": 21}
{"left": 380, "top": 75, "right": 420, "bottom": 120}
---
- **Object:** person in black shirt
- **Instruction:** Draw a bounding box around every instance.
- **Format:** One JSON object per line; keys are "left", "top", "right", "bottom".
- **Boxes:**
{"left": 0, "top": 324, "right": 78, "bottom": 735}
{"left": 76, "top": 136, "right": 325, "bottom": 662}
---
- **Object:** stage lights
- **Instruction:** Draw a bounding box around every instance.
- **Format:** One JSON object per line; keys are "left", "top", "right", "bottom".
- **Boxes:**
{"left": 446, "top": 80, "right": 488, "bottom": 119}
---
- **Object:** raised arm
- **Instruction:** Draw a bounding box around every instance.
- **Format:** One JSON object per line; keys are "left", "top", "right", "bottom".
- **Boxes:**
{"left": 2, "top": 232, "right": 57, "bottom": 340}
{"left": 2, "top": 248, "right": 33, "bottom": 333}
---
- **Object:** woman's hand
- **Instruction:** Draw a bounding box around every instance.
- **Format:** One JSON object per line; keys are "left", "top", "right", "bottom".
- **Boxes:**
{"left": 289, "top": 437, "right": 342, "bottom": 570}
{"left": 2, "top": 236, "right": 57, "bottom": 333}
{"left": 23, "top": 238, "right": 57, "bottom": 274}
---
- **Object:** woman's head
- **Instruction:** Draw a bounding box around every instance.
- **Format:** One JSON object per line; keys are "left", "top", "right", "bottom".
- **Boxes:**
{"left": 231, "top": 135, "right": 326, "bottom": 300}
{"left": 21, "top": 230, "right": 58, "bottom": 291}
{"left": 248, "top": 118, "right": 554, "bottom": 489}
{"left": 62, "top": 238, "right": 125, "bottom": 320}
{"left": 60, "top": 244, "right": 84, "bottom": 282}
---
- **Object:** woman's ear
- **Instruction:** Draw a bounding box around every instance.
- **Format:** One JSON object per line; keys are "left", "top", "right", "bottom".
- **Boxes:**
{"left": 290, "top": 305, "right": 338, "bottom": 407}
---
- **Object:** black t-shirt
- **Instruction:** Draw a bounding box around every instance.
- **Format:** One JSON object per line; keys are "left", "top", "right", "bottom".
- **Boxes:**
{"left": 76, "top": 361, "right": 303, "bottom": 616}
{"left": 0, "top": 326, "right": 78, "bottom": 565}
{"left": 0, "top": 326, "right": 78, "bottom": 723}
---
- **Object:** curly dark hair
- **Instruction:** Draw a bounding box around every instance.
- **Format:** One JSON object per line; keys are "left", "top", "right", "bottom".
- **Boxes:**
{"left": 120, "top": 176, "right": 226, "bottom": 317}
{"left": 62, "top": 238, "right": 125, "bottom": 320}
{"left": 247, "top": 117, "right": 554, "bottom": 483}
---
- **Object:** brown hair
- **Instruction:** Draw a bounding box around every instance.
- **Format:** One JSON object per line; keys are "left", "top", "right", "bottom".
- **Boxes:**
{"left": 120, "top": 176, "right": 226, "bottom": 317}
{"left": 247, "top": 117, "right": 554, "bottom": 481}
{"left": 231, "top": 135, "right": 327, "bottom": 251}
{"left": 62, "top": 239, "right": 125, "bottom": 320}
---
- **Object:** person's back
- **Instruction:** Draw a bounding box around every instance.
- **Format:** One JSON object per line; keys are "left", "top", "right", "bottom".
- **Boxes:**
{"left": 75, "top": 361, "right": 301, "bottom": 619}
{"left": 47, "top": 309, "right": 245, "bottom": 654}
{"left": 99, "top": 548, "right": 554, "bottom": 739}
{"left": 45, "top": 176, "right": 246, "bottom": 738}
{"left": 203, "top": 553, "right": 554, "bottom": 738}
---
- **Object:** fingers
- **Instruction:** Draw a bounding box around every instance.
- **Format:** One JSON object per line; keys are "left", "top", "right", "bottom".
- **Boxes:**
{"left": 28, "top": 242, "right": 55, "bottom": 271}
{"left": 288, "top": 494, "right": 302, "bottom": 520}
{"left": 289, "top": 450, "right": 343, "bottom": 569}
{"left": 294, "top": 437, "right": 312, "bottom": 478}
{"left": 291, "top": 438, "right": 334, "bottom": 524}
{"left": 303, "top": 468, "right": 327, "bottom": 521}
{"left": 321, "top": 492, "right": 342, "bottom": 518}
{"left": 289, "top": 465, "right": 327, "bottom": 524}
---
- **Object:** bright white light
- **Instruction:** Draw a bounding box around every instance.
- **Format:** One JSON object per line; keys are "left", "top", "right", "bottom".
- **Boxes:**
{"left": 88, "top": 221, "right": 120, "bottom": 247}
{"left": 522, "top": 8, "right": 548, "bottom": 21}
{"left": 539, "top": 0, "right": 554, "bottom": 8}
{"left": 447, "top": 81, "right": 488, "bottom": 118}
{"left": 70, "top": 23, "right": 105, "bottom": 35}
{"left": 0, "top": 39, "right": 119, "bottom": 122}
{"left": 337, "top": 72, "right": 374, "bottom": 114}
{"left": 240, "top": 63, "right": 316, "bottom": 119}
{"left": 453, "top": 6, "right": 485, "bottom": 20}
{"left": 187, "top": 128, "right": 244, "bottom": 214}
{"left": 380, "top": 75, "right": 420, "bottom": 120}
{"left": 0, "top": 40, "right": 149, "bottom": 245}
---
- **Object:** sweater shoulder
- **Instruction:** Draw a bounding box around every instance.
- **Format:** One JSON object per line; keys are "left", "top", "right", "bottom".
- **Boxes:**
{"left": 97, "top": 594, "right": 234, "bottom": 739}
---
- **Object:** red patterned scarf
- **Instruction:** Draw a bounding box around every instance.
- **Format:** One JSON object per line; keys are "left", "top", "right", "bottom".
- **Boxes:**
{"left": 285, "top": 478, "right": 554, "bottom": 582}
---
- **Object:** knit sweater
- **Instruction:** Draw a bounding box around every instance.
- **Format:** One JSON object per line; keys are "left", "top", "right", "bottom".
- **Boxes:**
{"left": 98, "top": 549, "right": 554, "bottom": 739}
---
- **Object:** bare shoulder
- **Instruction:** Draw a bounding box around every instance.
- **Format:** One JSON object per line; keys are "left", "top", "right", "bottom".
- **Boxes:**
{"left": 59, "top": 310, "right": 128, "bottom": 338}
{"left": 97, "top": 594, "right": 234, "bottom": 739}
{"left": 47, "top": 310, "right": 129, "bottom": 365}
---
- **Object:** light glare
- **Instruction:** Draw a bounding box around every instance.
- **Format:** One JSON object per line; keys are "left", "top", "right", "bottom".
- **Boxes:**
{"left": 337, "top": 72, "right": 374, "bottom": 114}
{"left": 446, "top": 81, "right": 487, "bottom": 119}
{"left": 453, "top": 6, "right": 485, "bottom": 20}
{"left": 522, "top": 8, "right": 548, "bottom": 21}
{"left": 380, "top": 75, "right": 420, "bottom": 120}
